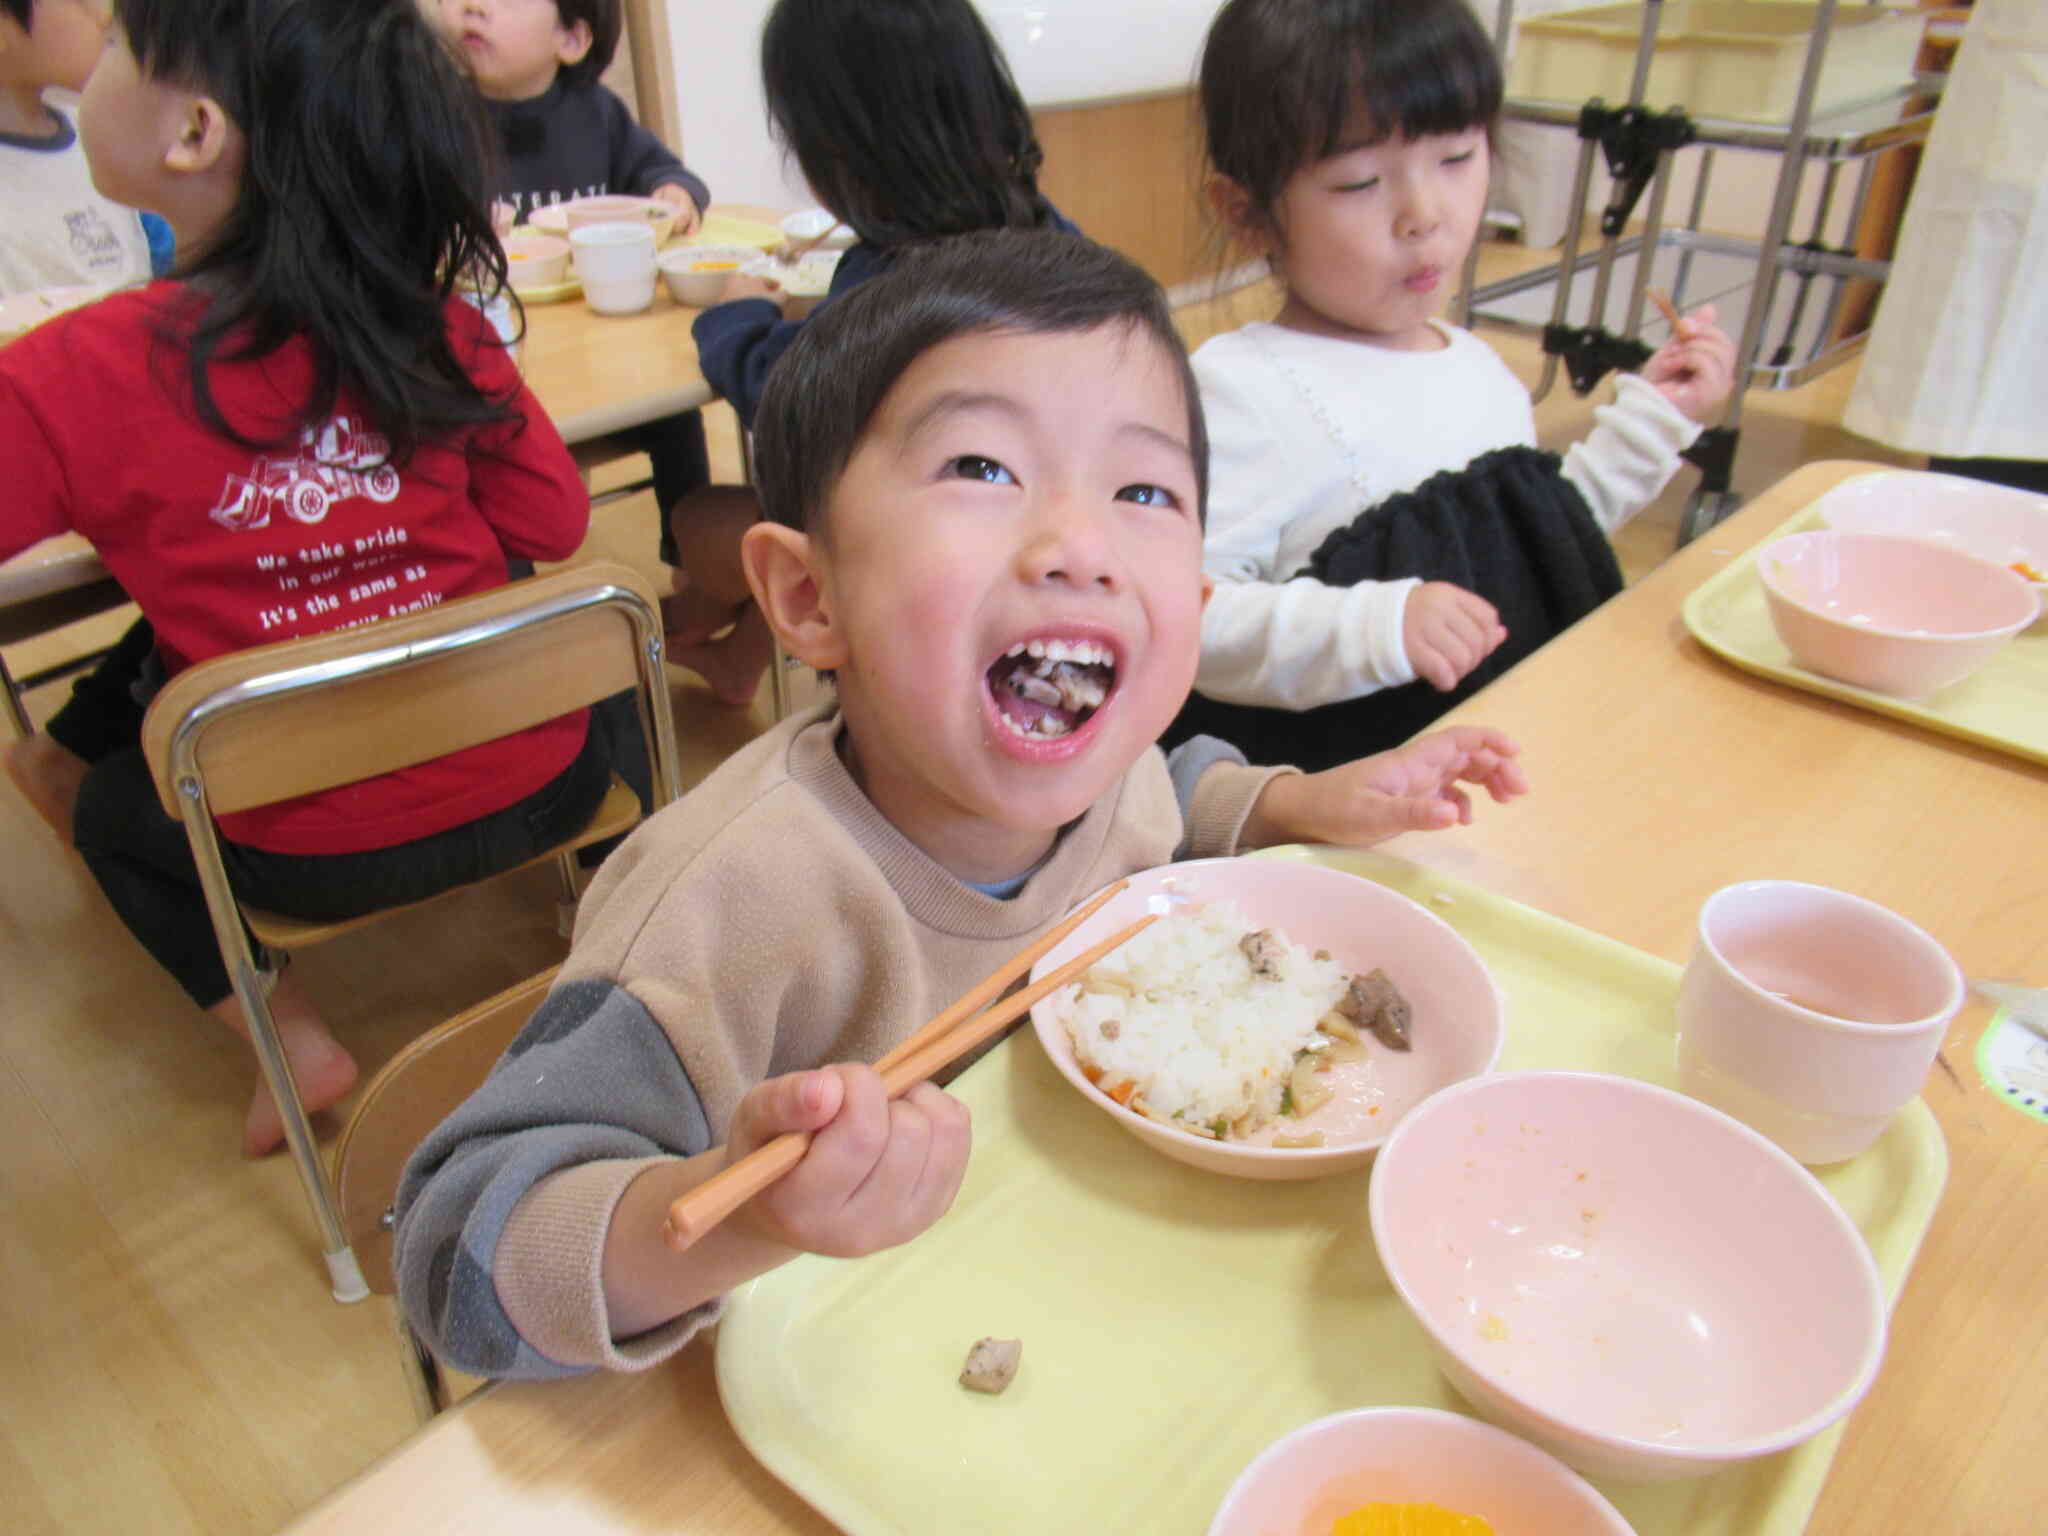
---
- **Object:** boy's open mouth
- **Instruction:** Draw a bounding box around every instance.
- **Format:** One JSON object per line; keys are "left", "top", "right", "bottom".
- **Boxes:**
{"left": 986, "top": 639, "right": 1115, "bottom": 740}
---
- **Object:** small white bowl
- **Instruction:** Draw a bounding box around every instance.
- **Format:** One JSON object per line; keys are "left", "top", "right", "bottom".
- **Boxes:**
{"left": 1370, "top": 1070, "right": 1887, "bottom": 1483}
{"left": 502, "top": 230, "right": 570, "bottom": 289}
{"left": 657, "top": 243, "right": 754, "bottom": 307}
{"left": 1208, "top": 1407, "right": 1637, "bottom": 1536}
{"left": 1029, "top": 859, "right": 1504, "bottom": 1182}
{"left": 1757, "top": 530, "right": 2038, "bottom": 697}
{"left": 780, "top": 207, "right": 855, "bottom": 250}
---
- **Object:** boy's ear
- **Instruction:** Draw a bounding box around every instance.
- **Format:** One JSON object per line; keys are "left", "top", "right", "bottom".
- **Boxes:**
{"left": 742, "top": 521, "right": 850, "bottom": 672}
{"left": 555, "top": 20, "right": 593, "bottom": 69}
{"left": 163, "top": 94, "right": 235, "bottom": 176}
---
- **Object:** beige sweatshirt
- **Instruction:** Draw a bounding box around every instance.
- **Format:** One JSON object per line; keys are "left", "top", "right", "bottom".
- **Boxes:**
{"left": 394, "top": 706, "right": 1286, "bottom": 1377}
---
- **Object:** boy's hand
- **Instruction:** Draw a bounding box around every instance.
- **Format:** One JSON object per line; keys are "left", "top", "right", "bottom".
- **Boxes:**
{"left": 1403, "top": 581, "right": 1506, "bottom": 692}
{"left": 725, "top": 1065, "right": 971, "bottom": 1258}
{"left": 1242, "top": 726, "right": 1529, "bottom": 849}
{"left": 651, "top": 183, "right": 703, "bottom": 236}
{"left": 1642, "top": 302, "right": 1737, "bottom": 422}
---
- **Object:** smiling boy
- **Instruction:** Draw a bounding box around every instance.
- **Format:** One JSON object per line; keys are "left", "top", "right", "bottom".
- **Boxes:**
{"left": 396, "top": 230, "right": 1526, "bottom": 1379}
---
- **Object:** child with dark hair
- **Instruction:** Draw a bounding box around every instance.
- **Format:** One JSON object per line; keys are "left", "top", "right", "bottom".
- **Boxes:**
{"left": 394, "top": 228, "right": 1527, "bottom": 1379}
{"left": 1170, "top": 0, "right": 1735, "bottom": 771}
{"left": 0, "top": 0, "right": 629, "bottom": 1158}
{"left": 667, "top": 0, "right": 1078, "bottom": 707}
{"left": 434, "top": 0, "right": 716, "bottom": 594}
{"left": 0, "top": 0, "right": 161, "bottom": 291}
{"left": 438, "top": 0, "right": 708, "bottom": 231}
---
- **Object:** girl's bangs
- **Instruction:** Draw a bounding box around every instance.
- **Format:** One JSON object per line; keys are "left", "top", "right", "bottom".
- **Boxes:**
{"left": 1322, "top": 26, "right": 1500, "bottom": 153}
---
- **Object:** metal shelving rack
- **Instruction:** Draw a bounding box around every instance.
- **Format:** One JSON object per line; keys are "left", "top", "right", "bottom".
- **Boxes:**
{"left": 1458, "top": 0, "right": 1941, "bottom": 539}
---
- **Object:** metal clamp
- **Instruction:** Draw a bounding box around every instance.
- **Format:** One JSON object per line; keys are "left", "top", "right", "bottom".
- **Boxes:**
{"left": 1542, "top": 322, "right": 1653, "bottom": 397}
{"left": 1579, "top": 100, "right": 1698, "bottom": 238}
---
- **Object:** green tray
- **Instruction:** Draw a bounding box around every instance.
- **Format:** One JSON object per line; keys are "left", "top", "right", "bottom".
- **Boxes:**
{"left": 1682, "top": 504, "right": 2048, "bottom": 767}
{"left": 717, "top": 849, "right": 1947, "bottom": 1535}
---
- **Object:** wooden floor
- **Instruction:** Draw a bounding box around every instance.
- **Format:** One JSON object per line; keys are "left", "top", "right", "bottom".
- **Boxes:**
{"left": 0, "top": 245, "right": 1921, "bottom": 1534}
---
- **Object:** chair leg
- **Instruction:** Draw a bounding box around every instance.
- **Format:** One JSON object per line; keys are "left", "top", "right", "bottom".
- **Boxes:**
{"left": 397, "top": 1309, "right": 446, "bottom": 1423}
{"left": 553, "top": 851, "right": 581, "bottom": 938}
{"left": 1, "top": 654, "right": 32, "bottom": 740}
{"left": 228, "top": 954, "right": 370, "bottom": 1302}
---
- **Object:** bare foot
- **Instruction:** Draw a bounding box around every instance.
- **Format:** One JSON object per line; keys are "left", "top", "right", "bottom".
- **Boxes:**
{"left": 207, "top": 972, "right": 361, "bottom": 1158}
{"left": 3, "top": 731, "right": 87, "bottom": 845}
{"left": 243, "top": 1038, "right": 359, "bottom": 1159}
{"left": 672, "top": 602, "right": 775, "bottom": 707}
{"left": 661, "top": 583, "right": 745, "bottom": 649}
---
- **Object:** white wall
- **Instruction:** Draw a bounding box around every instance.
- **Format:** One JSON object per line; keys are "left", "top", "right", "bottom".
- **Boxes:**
{"left": 666, "top": 0, "right": 1220, "bottom": 210}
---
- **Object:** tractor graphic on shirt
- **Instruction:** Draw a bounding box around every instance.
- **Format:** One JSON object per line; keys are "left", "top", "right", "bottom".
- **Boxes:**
{"left": 208, "top": 416, "right": 401, "bottom": 530}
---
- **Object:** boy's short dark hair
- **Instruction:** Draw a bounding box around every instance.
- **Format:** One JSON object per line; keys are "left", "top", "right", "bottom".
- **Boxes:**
{"left": 4, "top": 0, "right": 35, "bottom": 32}
{"left": 553, "top": 0, "right": 621, "bottom": 89}
{"left": 1202, "top": 0, "right": 1502, "bottom": 225}
{"left": 752, "top": 230, "right": 1208, "bottom": 538}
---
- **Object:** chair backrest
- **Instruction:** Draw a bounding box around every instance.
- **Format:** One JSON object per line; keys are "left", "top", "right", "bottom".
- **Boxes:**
{"left": 333, "top": 966, "right": 560, "bottom": 1295}
{"left": 141, "top": 559, "right": 680, "bottom": 819}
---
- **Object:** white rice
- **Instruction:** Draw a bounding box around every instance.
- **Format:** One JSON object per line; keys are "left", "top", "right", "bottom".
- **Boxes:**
{"left": 1050, "top": 900, "right": 1348, "bottom": 1135}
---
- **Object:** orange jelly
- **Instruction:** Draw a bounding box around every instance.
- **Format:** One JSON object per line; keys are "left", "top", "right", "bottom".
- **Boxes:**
{"left": 1331, "top": 1503, "right": 1494, "bottom": 1536}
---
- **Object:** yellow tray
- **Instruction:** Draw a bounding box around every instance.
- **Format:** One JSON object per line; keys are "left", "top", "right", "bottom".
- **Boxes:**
{"left": 1683, "top": 505, "right": 2048, "bottom": 766}
{"left": 716, "top": 849, "right": 1947, "bottom": 1536}
{"left": 510, "top": 276, "right": 581, "bottom": 305}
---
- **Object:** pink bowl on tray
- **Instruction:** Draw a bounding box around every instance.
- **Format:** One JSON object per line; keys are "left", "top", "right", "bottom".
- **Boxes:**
{"left": 1208, "top": 1407, "right": 1636, "bottom": 1536}
{"left": 1028, "top": 858, "right": 1505, "bottom": 1182}
{"left": 1756, "top": 529, "right": 2039, "bottom": 698}
{"left": 1369, "top": 1071, "right": 1887, "bottom": 1483}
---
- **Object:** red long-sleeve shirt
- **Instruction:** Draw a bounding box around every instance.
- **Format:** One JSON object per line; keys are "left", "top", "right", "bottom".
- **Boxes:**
{"left": 0, "top": 284, "right": 592, "bottom": 853}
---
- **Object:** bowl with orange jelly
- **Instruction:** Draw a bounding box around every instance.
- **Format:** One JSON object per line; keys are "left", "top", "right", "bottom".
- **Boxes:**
{"left": 1206, "top": 1407, "right": 1635, "bottom": 1536}
{"left": 658, "top": 243, "right": 755, "bottom": 307}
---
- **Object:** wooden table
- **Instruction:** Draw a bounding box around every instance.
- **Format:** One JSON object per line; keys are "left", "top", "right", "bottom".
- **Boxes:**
{"left": 282, "top": 461, "right": 2046, "bottom": 1534}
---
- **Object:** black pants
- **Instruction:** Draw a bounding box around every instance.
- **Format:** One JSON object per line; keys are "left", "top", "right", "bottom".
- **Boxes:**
{"left": 1926, "top": 455, "right": 2048, "bottom": 497}
{"left": 71, "top": 713, "right": 629, "bottom": 1008}
{"left": 640, "top": 409, "right": 710, "bottom": 566}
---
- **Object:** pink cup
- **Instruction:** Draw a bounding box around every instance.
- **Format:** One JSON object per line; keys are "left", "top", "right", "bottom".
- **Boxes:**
{"left": 1674, "top": 880, "right": 1963, "bottom": 1164}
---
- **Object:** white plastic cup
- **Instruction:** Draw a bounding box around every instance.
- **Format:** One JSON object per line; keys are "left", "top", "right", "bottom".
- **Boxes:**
{"left": 1674, "top": 880, "right": 1963, "bottom": 1164}
{"left": 568, "top": 222, "right": 657, "bottom": 315}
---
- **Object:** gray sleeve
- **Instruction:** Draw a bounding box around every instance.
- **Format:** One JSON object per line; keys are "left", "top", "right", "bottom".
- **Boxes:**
{"left": 1165, "top": 735, "right": 1249, "bottom": 859}
{"left": 392, "top": 978, "right": 713, "bottom": 1380}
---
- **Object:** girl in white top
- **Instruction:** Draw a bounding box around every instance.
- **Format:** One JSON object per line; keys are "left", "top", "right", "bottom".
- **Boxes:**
{"left": 1173, "top": 0, "right": 1735, "bottom": 768}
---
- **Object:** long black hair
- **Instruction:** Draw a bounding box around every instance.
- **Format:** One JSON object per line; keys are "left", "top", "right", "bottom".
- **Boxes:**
{"left": 1200, "top": 0, "right": 1501, "bottom": 227}
{"left": 753, "top": 229, "right": 1208, "bottom": 536}
{"left": 117, "top": 0, "right": 513, "bottom": 465}
{"left": 759, "top": 0, "right": 1057, "bottom": 249}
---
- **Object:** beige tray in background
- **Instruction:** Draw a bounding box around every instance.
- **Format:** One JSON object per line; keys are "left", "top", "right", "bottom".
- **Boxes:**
{"left": 1507, "top": 2, "right": 1922, "bottom": 124}
{"left": 716, "top": 849, "right": 1946, "bottom": 1536}
{"left": 1683, "top": 507, "right": 2048, "bottom": 767}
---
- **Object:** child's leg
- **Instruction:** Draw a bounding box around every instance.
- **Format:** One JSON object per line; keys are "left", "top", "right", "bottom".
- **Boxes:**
{"left": 662, "top": 483, "right": 763, "bottom": 641}
{"left": 4, "top": 616, "right": 156, "bottom": 844}
{"left": 644, "top": 410, "right": 712, "bottom": 566}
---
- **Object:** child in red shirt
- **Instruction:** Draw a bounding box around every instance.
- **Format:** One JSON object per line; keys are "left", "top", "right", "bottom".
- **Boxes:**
{"left": 0, "top": 0, "right": 617, "bottom": 1157}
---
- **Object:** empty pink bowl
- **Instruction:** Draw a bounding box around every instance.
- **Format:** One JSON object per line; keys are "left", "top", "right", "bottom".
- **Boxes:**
{"left": 1030, "top": 859, "right": 1504, "bottom": 1181}
{"left": 1756, "top": 530, "right": 2038, "bottom": 698}
{"left": 1208, "top": 1407, "right": 1636, "bottom": 1536}
{"left": 1369, "top": 1071, "right": 1886, "bottom": 1483}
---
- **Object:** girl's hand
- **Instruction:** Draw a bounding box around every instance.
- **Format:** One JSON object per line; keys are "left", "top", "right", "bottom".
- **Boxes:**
{"left": 651, "top": 183, "right": 703, "bottom": 236}
{"left": 1403, "top": 581, "right": 1506, "bottom": 692}
{"left": 1243, "top": 726, "right": 1529, "bottom": 849}
{"left": 1642, "top": 302, "right": 1737, "bottom": 422}
{"left": 491, "top": 200, "right": 517, "bottom": 238}
{"left": 724, "top": 1065, "right": 971, "bottom": 1259}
